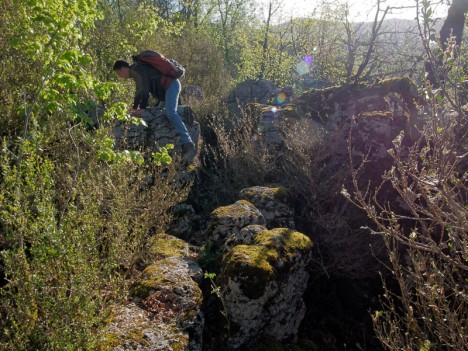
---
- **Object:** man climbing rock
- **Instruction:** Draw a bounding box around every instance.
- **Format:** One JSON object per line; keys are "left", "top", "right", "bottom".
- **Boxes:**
{"left": 113, "top": 56, "right": 195, "bottom": 163}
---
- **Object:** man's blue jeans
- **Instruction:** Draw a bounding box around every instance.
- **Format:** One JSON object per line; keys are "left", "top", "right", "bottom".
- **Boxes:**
{"left": 165, "top": 79, "right": 192, "bottom": 144}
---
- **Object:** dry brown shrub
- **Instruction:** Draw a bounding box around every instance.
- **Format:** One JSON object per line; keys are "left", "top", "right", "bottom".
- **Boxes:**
{"left": 279, "top": 119, "right": 387, "bottom": 280}
{"left": 348, "top": 106, "right": 467, "bottom": 350}
{"left": 199, "top": 107, "right": 281, "bottom": 207}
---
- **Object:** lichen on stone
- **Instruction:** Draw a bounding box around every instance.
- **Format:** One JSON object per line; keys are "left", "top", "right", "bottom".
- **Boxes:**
{"left": 224, "top": 244, "right": 280, "bottom": 298}
{"left": 147, "top": 233, "right": 188, "bottom": 261}
{"left": 222, "top": 228, "right": 312, "bottom": 299}
{"left": 254, "top": 228, "right": 313, "bottom": 253}
{"left": 130, "top": 263, "right": 166, "bottom": 299}
{"left": 211, "top": 199, "right": 258, "bottom": 219}
{"left": 240, "top": 186, "right": 290, "bottom": 202}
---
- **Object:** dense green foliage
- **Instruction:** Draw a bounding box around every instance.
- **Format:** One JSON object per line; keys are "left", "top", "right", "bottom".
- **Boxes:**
{"left": 0, "top": 0, "right": 465, "bottom": 350}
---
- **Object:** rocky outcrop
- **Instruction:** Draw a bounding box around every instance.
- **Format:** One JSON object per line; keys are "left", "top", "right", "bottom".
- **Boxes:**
{"left": 247, "top": 78, "right": 423, "bottom": 206}
{"left": 239, "top": 186, "right": 295, "bottom": 229}
{"left": 223, "top": 224, "right": 267, "bottom": 255}
{"left": 113, "top": 105, "right": 201, "bottom": 162}
{"left": 248, "top": 101, "right": 323, "bottom": 152}
{"left": 295, "top": 77, "right": 419, "bottom": 125}
{"left": 181, "top": 85, "right": 204, "bottom": 105}
{"left": 200, "top": 186, "right": 311, "bottom": 350}
{"left": 102, "top": 234, "right": 204, "bottom": 351}
{"left": 219, "top": 228, "right": 313, "bottom": 349}
{"left": 205, "top": 200, "right": 266, "bottom": 252}
{"left": 220, "top": 77, "right": 424, "bottom": 327}
{"left": 101, "top": 181, "right": 312, "bottom": 351}
{"left": 227, "top": 79, "right": 277, "bottom": 117}
{"left": 297, "top": 78, "right": 423, "bottom": 201}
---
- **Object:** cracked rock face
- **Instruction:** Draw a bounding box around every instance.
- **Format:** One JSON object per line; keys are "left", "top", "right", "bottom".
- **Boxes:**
{"left": 223, "top": 224, "right": 267, "bottom": 255}
{"left": 113, "top": 105, "right": 200, "bottom": 155}
{"left": 102, "top": 242, "right": 204, "bottom": 351}
{"left": 219, "top": 228, "right": 313, "bottom": 349}
{"left": 227, "top": 79, "right": 277, "bottom": 118}
{"left": 239, "top": 186, "right": 295, "bottom": 229}
{"left": 205, "top": 200, "right": 266, "bottom": 252}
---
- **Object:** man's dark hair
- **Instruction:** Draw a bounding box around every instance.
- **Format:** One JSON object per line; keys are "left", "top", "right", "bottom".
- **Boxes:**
{"left": 113, "top": 60, "right": 130, "bottom": 71}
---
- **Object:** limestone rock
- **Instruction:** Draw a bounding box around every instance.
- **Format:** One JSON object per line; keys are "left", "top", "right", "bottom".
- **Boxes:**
{"left": 227, "top": 79, "right": 277, "bottom": 117}
{"left": 295, "top": 77, "right": 419, "bottom": 126}
{"left": 239, "top": 186, "right": 295, "bottom": 229}
{"left": 113, "top": 105, "right": 201, "bottom": 158}
{"left": 181, "top": 85, "right": 204, "bottom": 104}
{"left": 248, "top": 102, "right": 305, "bottom": 151}
{"left": 248, "top": 78, "right": 420, "bottom": 155}
{"left": 104, "top": 256, "right": 204, "bottom": 351}
{"left": 100, "top": 302, "right": 190, "bottom": 351}
{"left": 145, "top": 233, "right": 201, "bottom": 282}
{"left": 223, "top": 224, "right": 267, "bottom": 255}
{"left": 205, "top": 200, "right": 266, "bottom": 252}
{"left": 219, "top": 228, "right": 313, "bottom": 349}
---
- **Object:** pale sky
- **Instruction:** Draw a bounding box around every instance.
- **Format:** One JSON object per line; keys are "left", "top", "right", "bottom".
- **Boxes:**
{"left": 277, "top": 0, "right": 449, "bottom": 22}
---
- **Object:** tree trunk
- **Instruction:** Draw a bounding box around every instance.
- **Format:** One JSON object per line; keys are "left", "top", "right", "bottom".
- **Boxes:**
{"left": 426, "top": 0, "right": 468, "bottom": 86}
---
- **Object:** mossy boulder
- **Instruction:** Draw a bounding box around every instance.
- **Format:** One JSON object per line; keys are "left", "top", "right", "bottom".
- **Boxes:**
{"left": 144, "top": 234, "right": 202, "bottom": 284}
{"left": 130, "top": 257, "right": 202, "bottom": 303}
{"left": 239, "top": 186, "right": 295, "bottom": 229}
{"left": 205, "top": 200, "right": 266, "bottom": 252}
{"left": 223, "top": 224, "right": 267, "bottom": 255}
{"left": 223, "top": 228, "right": 312, "bottom": 299}
{"left": 99, "top": 302, "right": 191, "bottom": 351}
{"left": 219, "top": 228, "right": 313, "bottom": 349}
{"left": 147, "top": 233, "right": 189, "bottom": 260}
{"left": 106, "top": 256, "right": 204, "bottom": 351}
{"left": 295, "top": 77, "right": 419, "bottom": 125}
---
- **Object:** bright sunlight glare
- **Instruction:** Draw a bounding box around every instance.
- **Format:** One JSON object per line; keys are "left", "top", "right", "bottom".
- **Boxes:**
{"left": 279, "top": 0, "right": 449, "bottom": 22}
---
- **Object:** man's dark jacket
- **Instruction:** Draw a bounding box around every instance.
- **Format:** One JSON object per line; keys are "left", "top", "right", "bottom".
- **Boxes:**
{"left": 130, "top": 62, "right": 165, "bottom": 109}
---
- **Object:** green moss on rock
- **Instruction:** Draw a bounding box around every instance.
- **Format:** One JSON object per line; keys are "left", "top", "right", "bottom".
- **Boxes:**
{"left": 254, "top": 228, "right": 313, "bottom": 253}
{"left": 222, "top": 228, "right": 312, "bottom": 299}
{"left": 130, "top": 263, "right": 166, "bottom": 299}
{"left": 297, "top": 77, "right": 419, "bottom": 124}
{"left": 211, "top": 200, "right": 257, "bottom": 219}
{"left": 170, "top": 334, "right": 189, "bottom": 351}
{"left": 97, "top": 333, "right": 120, "bottom": 350}
{"left": 147, "top": 233, "right": 188, "bottom": 260}
{"left": 223, "top": 244, "right": 279, "bottom": 299}
{"left": 241, "top": 186, "right": 290, "bottom": 203}
{"left": 272, "top": 187, "right": 290, "bottom": 202}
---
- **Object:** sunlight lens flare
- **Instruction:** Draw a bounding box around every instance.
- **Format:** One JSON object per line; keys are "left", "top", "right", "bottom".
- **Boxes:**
{"left": 274, "top": 93, "right": 287, "bottom": 105}
{"left": 296, "top": 53, "right": 315, "bottom": 75}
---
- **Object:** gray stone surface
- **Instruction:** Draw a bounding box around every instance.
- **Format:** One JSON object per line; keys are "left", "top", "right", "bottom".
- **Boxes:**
{"left": 181, "top": 85, "right": 204, "bottom": 104}
{"left": 205, "top": 200, "right": 266, "bottom": 252}
{"left": 102, "top": 246, "right": 204, "bottom": 350}
{"left": 227, "top": 79, "right": 277, "bottom": 117}
{"left": 219, "top": 228, "right": 313, "bottom": 349}
{"left": 113, "top": 105, "right": 200, "bottom": 156}
{"left": 239, "top": 186, "right": 295, "bottom": 229}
